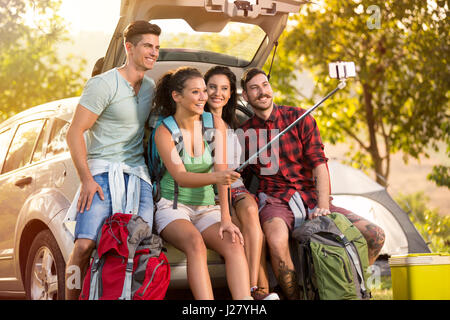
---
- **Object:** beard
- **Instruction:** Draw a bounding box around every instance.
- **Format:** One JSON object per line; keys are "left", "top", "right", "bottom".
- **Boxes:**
{"left": 248, "top": 93, "right": 273, "bottom": 111}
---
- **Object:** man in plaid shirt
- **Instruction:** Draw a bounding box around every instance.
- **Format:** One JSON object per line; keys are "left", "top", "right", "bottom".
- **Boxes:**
{"left": 239, "top": 68, "right": 385, "bottom": 300}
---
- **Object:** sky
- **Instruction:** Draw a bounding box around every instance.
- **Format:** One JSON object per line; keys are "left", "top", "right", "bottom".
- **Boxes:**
{"left": 59, "top": 0, "right": 121, "bottom": 34}
{"left": 56, "top": 0, "right": 259, "bottom": 34}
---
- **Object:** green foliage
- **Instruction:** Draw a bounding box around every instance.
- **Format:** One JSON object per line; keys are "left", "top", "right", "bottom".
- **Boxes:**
{"left": 427, "top": 125, "right": 449, "bottom": 188}
{"left": 395, "top": 191, "right": 450, "bottom": 253}
{"left": 0, "top": 0, "right": 86, "bottom": 122}
{"left": 160, "top": 24, "right": 265, "bottom": 63}
{"left": 427, "top": 165, "right": 450, "bottom": 188}
{"left": 266, "top": 0, "right": 450, "bottom": 186}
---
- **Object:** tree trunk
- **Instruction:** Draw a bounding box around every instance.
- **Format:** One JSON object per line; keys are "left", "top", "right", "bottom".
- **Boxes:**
{"left": 362, "top": 83, "right": 386, "bottom": 187}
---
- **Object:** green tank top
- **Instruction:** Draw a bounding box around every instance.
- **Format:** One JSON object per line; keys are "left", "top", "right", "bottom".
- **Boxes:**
{"left": 160, "top": 140, "right": 216, "bottom": 206}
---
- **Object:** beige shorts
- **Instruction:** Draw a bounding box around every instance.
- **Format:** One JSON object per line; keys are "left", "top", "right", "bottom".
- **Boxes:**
{"left": 154, "top": 197, "right": 222, "bottom": 234}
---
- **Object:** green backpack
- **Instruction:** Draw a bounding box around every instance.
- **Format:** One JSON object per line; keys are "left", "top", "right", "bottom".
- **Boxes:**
{"left": 292, "top": 212, "right": 371, "bottom": 300}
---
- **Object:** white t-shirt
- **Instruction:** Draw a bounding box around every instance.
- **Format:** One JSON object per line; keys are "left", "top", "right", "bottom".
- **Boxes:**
{"left": 226, "top": 128, "right": 244, "bottom": 189}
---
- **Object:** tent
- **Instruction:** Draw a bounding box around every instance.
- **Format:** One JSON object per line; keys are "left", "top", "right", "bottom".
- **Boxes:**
{"left": 328, "top": 160, "right": 430, "bottom": 255}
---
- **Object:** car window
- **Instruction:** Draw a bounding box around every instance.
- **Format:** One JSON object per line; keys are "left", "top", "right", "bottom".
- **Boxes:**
{"left": 46, "top": 118, "right": 69, "bottom": 158}
{"left": 31, "top": 120, "right": 49, "bottom": 163}
{"left": 0, "top": 129, "right": 12, "bottom": 170}
{"left": 2, "top": 119, "right": 46, "bottom": 174}
{"left": 154, "top": 19, "right": 266, "bottom": 67}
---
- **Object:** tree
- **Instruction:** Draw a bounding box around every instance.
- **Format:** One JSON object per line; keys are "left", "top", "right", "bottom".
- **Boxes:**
{"left": 428, "top": 164, "right": 450, "bottom": 188}
{"left": 396, "top": 191, "right": 450, "bottom": 252}
{"left": 160, "top": 24, "right": 265, "bottom": 63}
{"left": 266, "top": 0, "right": 449, "bottom": 186}
{"left": 0, "top": 0, "right": 86, "bottom": 121}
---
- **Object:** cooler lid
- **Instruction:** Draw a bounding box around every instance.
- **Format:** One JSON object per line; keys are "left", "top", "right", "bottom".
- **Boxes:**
{"left": 389, "top": 253, "right": 450, "bottom": 266}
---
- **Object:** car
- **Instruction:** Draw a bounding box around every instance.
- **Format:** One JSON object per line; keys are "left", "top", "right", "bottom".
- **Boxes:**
{"left": 0, "top": 0, "right": 304, "bottom": 299}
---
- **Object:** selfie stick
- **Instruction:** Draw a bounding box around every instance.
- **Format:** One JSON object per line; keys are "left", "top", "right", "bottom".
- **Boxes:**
{"left": 236, "top": 78, "right": 348, "bottom": 173}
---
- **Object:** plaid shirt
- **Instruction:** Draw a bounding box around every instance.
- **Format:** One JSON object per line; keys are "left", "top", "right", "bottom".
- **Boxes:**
{"left": 239, "top": 104, "right": 328, "bottom": 209}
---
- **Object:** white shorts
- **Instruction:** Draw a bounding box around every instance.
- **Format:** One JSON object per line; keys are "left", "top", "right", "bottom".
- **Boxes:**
{"left": 154, "top": 197, "right": 222, "bottom": 234}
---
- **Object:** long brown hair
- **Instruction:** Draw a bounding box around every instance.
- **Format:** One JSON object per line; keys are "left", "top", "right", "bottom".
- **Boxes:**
{"left": 204, "top": 66, "right": 239, "bottom": 129}
{"left": 151, "top": 66, "right": 203, "bottom": 117}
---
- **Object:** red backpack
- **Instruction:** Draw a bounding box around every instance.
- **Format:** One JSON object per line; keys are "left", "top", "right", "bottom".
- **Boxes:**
{"left": 80, "top": 213, "right": 170, "bottom": 300}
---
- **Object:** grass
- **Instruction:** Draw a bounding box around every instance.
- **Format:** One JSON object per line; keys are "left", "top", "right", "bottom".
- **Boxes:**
{"left": 370, "top": 276, "right": 393, "bottom": 300}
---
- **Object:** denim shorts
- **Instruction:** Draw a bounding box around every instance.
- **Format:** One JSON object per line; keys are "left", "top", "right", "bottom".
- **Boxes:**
{"left": 74, "top": 172, "right": 154, "bottom": 241}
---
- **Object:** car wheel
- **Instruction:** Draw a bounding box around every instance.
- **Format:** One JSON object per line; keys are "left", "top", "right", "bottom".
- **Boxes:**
{"left": 25, "top": 230, "right": 66, "bottom": 300}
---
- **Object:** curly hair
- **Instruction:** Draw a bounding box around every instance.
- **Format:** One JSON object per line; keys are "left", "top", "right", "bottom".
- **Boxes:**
{"left": 151, "top": 66, "right": 204, "bottom": 117}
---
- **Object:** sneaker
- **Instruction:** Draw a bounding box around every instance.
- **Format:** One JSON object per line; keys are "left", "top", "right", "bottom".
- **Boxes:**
{"left": 251, "top": 288, "right": 280, "bottom": 300}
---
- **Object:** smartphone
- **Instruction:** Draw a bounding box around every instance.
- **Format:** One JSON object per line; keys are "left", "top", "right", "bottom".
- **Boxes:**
{"left": 328, "top": 61, "right": 356, "bottom": 79}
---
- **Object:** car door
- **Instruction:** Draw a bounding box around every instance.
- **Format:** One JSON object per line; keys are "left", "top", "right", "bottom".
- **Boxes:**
{"left": 0, "top": 127, "right": 14, "bottom": 279}
{"left": 0, "top": 118, "right": 47, "bottom": 286}
{"left": 34, "top": 117, "right": 70, "bottom": 189}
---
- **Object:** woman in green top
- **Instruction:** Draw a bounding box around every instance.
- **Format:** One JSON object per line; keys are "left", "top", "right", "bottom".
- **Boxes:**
{"left": 152, "top": 66, "right": 251, "bottom": 300}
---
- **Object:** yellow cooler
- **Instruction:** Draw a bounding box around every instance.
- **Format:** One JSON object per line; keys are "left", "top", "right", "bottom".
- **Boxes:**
{"left": 389, "top": 253, "right": 450, "bottom": 300}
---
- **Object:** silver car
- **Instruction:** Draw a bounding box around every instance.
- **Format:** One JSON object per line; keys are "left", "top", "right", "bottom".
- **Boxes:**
{"left": 0, "top": 0, "right": 302, "bottom": 299}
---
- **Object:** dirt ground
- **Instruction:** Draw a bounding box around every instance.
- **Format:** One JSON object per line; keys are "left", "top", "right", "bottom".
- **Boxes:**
{"left": 325, "top": 142, "right": 449, "bottom": 216}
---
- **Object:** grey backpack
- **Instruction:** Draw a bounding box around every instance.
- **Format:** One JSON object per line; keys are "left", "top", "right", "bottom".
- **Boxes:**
{"left": 292, "top": 212, "right": 371, "bottom": 300}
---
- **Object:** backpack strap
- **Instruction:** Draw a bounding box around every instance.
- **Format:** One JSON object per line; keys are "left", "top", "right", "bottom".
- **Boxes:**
{"left": 88, "top": 250, "right": 101, "bottom": 300}
{"left": 148, "top": 116, "right": 165, "bottom": 204}
{"left": 157, "top": 112, "right": 215, "bottom": 210}
{"left": 162, "top": 116, "right": 183, "bottom": 209}
{"left": 88, "top": 226, "right": 106, "bottom": 300}
{"left": 118, "top": 258, "right": 134, "bottom": 300}
{"left": 339, "top": 234, "right": 368, "bottom": 296}
{"left": 162, "top": 116, "right": 184, "bottom": 147}
{"left": 202, "top": 112, "right": 215, "bottom": 155}
{"left": 118, "top": 215, "right": 153, "bottom": 300}
{"left": 202, "top": 111, "right": 214, "bottom": 128}
{"left": 149, "top": 117, "right": 164, "bottom": 165}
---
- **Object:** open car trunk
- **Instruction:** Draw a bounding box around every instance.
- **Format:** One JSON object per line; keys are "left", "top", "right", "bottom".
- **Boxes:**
{"left": 93, "top": 0, "right": 305, "bottom": 289}
{"left": 101, "top": 0, "right": 304, "bottom": 85}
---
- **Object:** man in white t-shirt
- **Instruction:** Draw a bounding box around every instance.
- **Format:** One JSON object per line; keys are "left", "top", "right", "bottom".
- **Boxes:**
{"left": 64, "top": 20, "right": 161, "bottom": 300}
